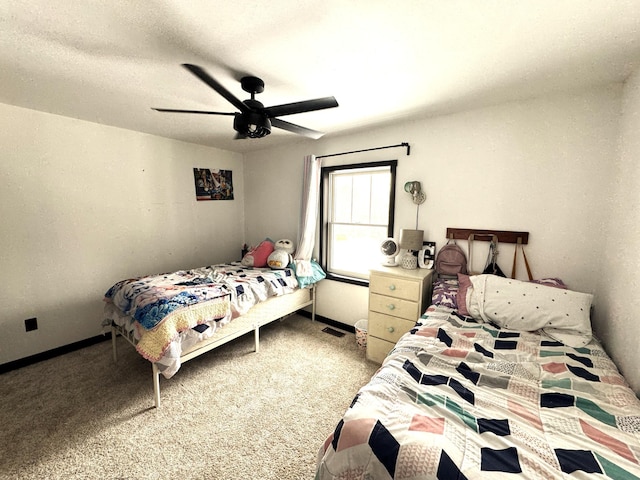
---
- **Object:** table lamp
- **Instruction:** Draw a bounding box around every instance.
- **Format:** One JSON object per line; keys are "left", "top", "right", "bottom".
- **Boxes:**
{"left": 399, "top": 229, "right": 423, "bottom": 269}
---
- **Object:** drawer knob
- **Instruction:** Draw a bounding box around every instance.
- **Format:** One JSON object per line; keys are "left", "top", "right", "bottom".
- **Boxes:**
{"left": 388, "top": 284, "right": 396, "bottom": 291}
{"left": 387, "top": 304, "right": 396, "bottom": 311}
{"left": 387, "top": 326, "right": 395, "bottom": 333}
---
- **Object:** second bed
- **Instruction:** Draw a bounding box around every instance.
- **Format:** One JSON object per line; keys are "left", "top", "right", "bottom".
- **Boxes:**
{"left": 103, "top": 262, "right": 316, "bottom": 407}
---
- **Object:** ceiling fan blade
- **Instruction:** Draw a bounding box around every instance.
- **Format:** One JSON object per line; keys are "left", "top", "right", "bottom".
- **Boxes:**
{"left": 264, "top": 96, "right": 338, "bottom": 118}
{"left": 152, "top": 108, "right": 236, "bottom": 115}
{"left": 271, "top": 118, "right": 325, "bottom": 140}
{"left": 181, "top": 64, "right": 249, "bottom": 113}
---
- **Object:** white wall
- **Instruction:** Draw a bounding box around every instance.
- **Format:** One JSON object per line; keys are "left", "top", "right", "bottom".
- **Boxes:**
{"left": 595, "top": 72, "right": 640, "bottom": 392}
{"left": 0, "top": 103, "right": 244, "bottom": 364}
{"left": 3, "top": 80, "right": 637, "bottom": 395}
{"left": 244, "top": 85, "right": 640, "bottom": 394}
{"left": 245, "top": 85, "right": 621, "bottom": 312}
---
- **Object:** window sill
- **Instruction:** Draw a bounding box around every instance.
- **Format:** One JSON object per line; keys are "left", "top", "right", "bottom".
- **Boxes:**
{"left": 325, "top": 272, "right": 369, "bottom": 287}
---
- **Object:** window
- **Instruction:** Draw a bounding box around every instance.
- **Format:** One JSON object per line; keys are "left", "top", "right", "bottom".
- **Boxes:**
{"left": 320, "top": 160, "right": 397, "bottom": 285}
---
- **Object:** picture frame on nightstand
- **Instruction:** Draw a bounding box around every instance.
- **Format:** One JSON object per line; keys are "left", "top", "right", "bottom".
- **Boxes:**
{"left": 418, "top": 241, "right": 435, "bottom": 269}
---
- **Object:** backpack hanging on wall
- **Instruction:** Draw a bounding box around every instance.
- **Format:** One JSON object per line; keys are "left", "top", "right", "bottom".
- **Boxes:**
{"left": 435, "top": 239, "right": 468, "bottom": 276}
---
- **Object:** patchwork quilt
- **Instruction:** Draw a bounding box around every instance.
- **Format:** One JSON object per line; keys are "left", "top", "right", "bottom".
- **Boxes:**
{"left": 103, "top": 263, "right": 299, "bottom": 376}
{"left": 316, "top": 306, "right": 640, "bottom": 479}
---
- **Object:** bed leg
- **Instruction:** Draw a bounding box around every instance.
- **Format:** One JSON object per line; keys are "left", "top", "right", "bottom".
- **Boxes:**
{"left": 152, "top": 363, "right": 161, "bottom": 408}
{"left": 111, "top": 326, "right": 118, "bottom": 362}
{"left": 254, "top": 326, "right": 260, "bottom": 353}
{"left": 311, "top": 284, "right": 317, "bottom": 322}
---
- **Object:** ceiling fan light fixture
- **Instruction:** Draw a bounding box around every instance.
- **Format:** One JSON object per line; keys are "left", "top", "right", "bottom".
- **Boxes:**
{"left": 234, "top": 112, "right": 271, "bottom": 138}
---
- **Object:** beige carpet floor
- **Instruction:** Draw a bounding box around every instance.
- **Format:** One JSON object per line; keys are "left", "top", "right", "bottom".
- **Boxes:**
{"left": 0, "top": 315, "right": 379, "bottom": 480}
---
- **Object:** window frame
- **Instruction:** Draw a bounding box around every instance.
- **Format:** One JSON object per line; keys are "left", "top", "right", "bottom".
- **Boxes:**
{"left": 319, "top": 160, "right": 397, "bottom": 286}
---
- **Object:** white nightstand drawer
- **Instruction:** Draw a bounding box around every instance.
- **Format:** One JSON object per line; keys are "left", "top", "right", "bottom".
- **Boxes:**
{"left": 369, "top": 293, "right": 420, "bottom": 321}
{"left": 369, "top": 274, "right": 420, "bottom": 301}
{"left": 366, "top": 336, "right": 395, "bottom": 364}
{"left": 366, "top": 267, "right": 433, "bottom": 365}
{"left": 368, "top": 312, "right": 415, "bottom": 343}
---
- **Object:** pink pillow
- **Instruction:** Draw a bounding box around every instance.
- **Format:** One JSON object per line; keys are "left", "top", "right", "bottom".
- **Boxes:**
{"left": 241, "top": 240, "right": 274, "bottom": 268}
{"left": 457, "top": 273, "right": 472, "bottom": 316}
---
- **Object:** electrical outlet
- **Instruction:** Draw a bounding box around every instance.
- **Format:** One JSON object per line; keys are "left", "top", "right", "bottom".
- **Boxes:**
{"left": 24, "top": 317, "right": 38, "bottom": 332}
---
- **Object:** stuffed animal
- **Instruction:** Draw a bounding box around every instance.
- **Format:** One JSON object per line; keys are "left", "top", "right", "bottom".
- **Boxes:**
{"left": 274, "top": 239, "right": 295, "bottom": 254}
{"left": 267, "top": 239, "right": 295, "bottom": 269}
{"left": 241, "top": 239, "right": 274, "bottom": 267}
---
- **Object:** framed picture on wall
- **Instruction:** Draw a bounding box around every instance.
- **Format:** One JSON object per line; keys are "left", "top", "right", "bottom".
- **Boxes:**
{"left": 193, "top": 168, "right": 234, "bottom": 201}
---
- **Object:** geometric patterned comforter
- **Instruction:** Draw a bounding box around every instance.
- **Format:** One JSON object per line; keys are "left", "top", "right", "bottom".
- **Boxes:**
{"left": 316, "top": 306, "right": 640, "bottom": 479}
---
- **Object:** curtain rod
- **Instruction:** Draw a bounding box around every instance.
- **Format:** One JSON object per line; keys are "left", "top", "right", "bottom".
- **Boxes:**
{"left": 316, "top": 142, "right": 410, "bottom": 159}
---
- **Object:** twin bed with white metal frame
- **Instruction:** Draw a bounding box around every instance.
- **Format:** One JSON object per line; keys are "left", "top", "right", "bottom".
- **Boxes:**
{"left": 103, "top": 263, "right": 316, "bottom": 408}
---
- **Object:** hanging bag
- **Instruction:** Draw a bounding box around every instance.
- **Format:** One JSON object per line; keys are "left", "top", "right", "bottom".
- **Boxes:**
{"left": 511, "top": 237, "right": 533, "bottom": 280}
{"left": 482, "top": 235, "right": 507, "bottom": 277}
{"left": 467, "top": 234, "right": 481, "bottom": 275}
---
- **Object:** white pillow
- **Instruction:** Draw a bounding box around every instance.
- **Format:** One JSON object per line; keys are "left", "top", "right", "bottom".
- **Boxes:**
{"left": 468, "top": 274, "right": 593, "bottom": 347}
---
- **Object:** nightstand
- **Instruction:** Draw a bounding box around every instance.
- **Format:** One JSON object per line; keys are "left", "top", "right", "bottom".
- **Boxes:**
{"left": 366, "top": 267, "right": 434, "bottom": 364}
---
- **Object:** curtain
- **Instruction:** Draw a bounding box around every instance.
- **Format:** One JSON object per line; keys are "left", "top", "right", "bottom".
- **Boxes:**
{"left": 293, "top": 154, "right": 321, "bottom": 276}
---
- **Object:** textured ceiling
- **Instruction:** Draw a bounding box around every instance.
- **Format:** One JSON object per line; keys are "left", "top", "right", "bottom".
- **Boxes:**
{"left": 2, "top": 1, "right": 640, "bottom": 153}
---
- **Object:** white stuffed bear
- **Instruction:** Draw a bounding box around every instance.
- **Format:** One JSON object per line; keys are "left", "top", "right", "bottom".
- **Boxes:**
{"left": 267, "top": 239, "right": 295, "bottom": 269}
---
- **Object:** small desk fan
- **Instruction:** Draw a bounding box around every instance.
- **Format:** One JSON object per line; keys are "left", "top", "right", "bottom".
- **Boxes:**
{"left": 380, "top": 238, "right": 400, "bottom": 266}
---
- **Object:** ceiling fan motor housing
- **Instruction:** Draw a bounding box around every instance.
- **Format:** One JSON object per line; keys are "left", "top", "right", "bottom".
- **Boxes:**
{"left": 241, "top": 76, "right": 265, "bottom": 95}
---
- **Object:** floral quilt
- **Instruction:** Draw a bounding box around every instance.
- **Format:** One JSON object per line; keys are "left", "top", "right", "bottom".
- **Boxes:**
{"left": 103, "top": 263, "right": 299, "bottom": 368}
{"left": 316, "top": 306, "right": 640, "bottom": 479}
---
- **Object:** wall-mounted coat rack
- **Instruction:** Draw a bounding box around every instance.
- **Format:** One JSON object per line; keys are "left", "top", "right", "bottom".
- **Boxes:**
{"left": 446, "top": 228, "right": 529, "bottom": 244}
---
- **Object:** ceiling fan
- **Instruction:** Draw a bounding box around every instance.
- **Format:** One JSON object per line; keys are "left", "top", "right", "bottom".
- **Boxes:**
{"left": 153, "top": 64, "right": 339, "bottom": 140}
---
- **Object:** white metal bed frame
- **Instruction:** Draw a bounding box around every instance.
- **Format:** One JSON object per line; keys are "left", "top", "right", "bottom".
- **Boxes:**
{"left": 111, "top": 284, "right": 316, "bottom": 408}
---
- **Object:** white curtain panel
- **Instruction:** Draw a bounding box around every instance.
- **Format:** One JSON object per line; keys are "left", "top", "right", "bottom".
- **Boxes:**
{"left": 293, "top": 154, "right": 321, "bottom": 276}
